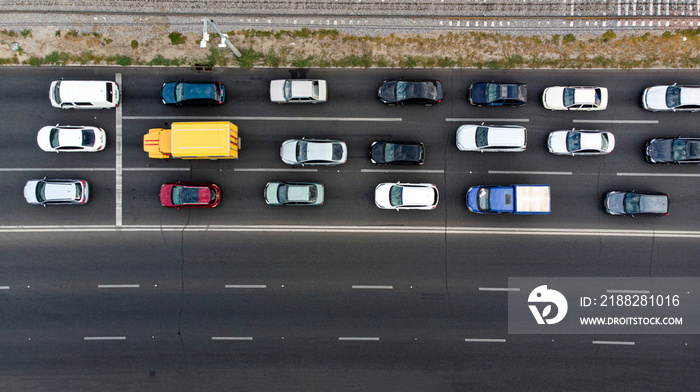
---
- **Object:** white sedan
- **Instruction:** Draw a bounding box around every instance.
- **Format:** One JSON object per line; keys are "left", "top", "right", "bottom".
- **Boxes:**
{"left": 270, "top": 79, "right": 327, "bottom": 103}
{"left": 280, "top": 138, "right": 347, "bottom": 166}
{"left": 456, "top": 124, "right": 527, "bottom": 152}
{"left": 542, "top": 86, "right": 608, "bottom": 111}
{"left": 642, "top": 84, "right": 700, "bottom": 111}
{"left": 547, "top": 129, "right": 615, "bottom": 156}
{"left": 37, "top": 125, "right": 106, "bottom": 152}
{"left": 374, "top": 182, "right": 439, "bottom": 210}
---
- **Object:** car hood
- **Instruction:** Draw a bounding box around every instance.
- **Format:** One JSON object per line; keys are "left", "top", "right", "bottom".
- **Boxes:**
{"left": 269, "top": 80, "right": 286, "bottom": 102}
{"left": 378, "top": 81, "right": 397, "bottom": 102}
{"left": 374, "top": 183, "right": 393, "bottom": 208}
{"left": 36, "top": 126, "right": 55, "bottom": 151}
{"left": 456, "top": 125, "right": 478, "bottom": 150}
{"left": 643, "top": 86, "right": 668, "bottom": 110}
{"left": 646, "top": 139, "right": 673, "bottom": 162}
{"left": 280, "top": 140, "right": 299, "bottom": 164}
{"left": 161, "top": 82, "right": 177, "bottom": 104}
{"left": 548, "top": 131, "right": 569, "bottom": 153}
{"left": 605, "top": 192, "right": 626, "bottom": 214}
{"left": 466, "top": 186, "right": 480, "bottom": 212}
{"left": 543, "top": 87, "right": 566, "bottom": 109}
{"left": 23, "top": 180, "right": 40, "bottom": 204}
{"left": 469, "top": 83, "right": 488, "bottom": 104}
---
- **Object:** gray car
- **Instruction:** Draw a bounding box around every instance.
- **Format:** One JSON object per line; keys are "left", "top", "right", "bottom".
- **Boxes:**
{"left": 24, "top": 178, "right": 89, "bottom": 206}
{"left": 604, "top": 191, "right": 669, "bottom": 215}
{"left": 264, "top": 182, "right": 324, "bottom": 206}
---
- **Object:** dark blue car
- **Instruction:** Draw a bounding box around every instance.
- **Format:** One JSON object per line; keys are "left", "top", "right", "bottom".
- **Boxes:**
{"left": 161, "top": 81, "right": 225, "bottom": 106}
{"left": 468, "top": 82, "right": 527, "bottom": 106}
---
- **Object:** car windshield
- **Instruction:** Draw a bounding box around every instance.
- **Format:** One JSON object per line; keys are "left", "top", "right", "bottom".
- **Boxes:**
{"left": 171, "top": 186, "right": 201, "bottom": 205}
{"left": 49, "top": 128, "right": 60, "bottom": 148}
{"left": 563, "top": 88, "right": 576, "bottom": 107}
{"left": 174, "top": 83, "right": 185, "bottom": 103}
{"left": 600, "top": 134, "right": 609, "bottom": 151}
{"left": 296, "top": 141, "right": 308, "bottom": 161}
{"left": 53, "top": 84, "right": 62, "bottom": 104}
{"left": 566, "top": 132, "right": 581, "bottom": 152}
{"left": 389, "top": 185, "right": 403, "bottom": 207}
{"left": 81, "top": 130, "right": 95, "bottom": 147}
{"left": 74, "top": 183, "right": 83, "bottom": 201}
{"left": 395, "top": 81, "right": 408, "bottom": 100}
{"left": 477, "top": 187, "right": 490, "bottom": 211}
{"left": 672, "top": 139, "right": 700, "bottom": 161}
{"left": 486, "top": 84, "right": 499, "bottom": 103}
{"left": 284, "top": 80, "right": 293, "bottom": 100}
{"left": 332, "top": 143, "right": 344, "bottom": 160}
{"left": 475, "top": 127, "right": 490, "bottom": 148}
{"left": 276, "top": 184, "right": 289, "bottom": 204}
{"left": 623, "top": 193, "right": 641, "bottom": 214}
{"left": 35, "top": 181, "right": 47, "bottom": 203}
{"left": 666, "top": 86, "right": 681, "bottom": 108}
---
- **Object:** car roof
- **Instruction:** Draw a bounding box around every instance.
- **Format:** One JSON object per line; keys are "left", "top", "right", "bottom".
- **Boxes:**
{"left": 57, "top": 128, "right": 86, "bottom": 147}
{"left": 639, "top": 194, "right": 669, "bottom": 213}
{"left": 44, "top": 182, "right": 77, "bottom": 201}
{"left": 305, "top": 140, "right": 335, "bottom": 161}
{"left": 578, "top": 132, "right": 605, "bottom": 150}
{"left": 680, "top": 87, "right": 700, "bottom": 104}
{"left": 286, "top": 184, "right": 313, "bottom": 202}
{"left": 58, "top": 81, "right": 112, "bottom": 102}
{"left": 486, "top": 127, "right": 527, "bottom": 147}
{"left": 290, "top": 80, "right": 316, "bottom": 98}
{"left": 399, "top": 185, "right": 436, "bottom": 206}
{"left": 574, "top": 88, "right": 597, "bottom": 105}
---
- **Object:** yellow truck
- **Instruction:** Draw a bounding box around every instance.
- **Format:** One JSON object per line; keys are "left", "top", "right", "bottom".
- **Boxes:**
{"left": 143, "top": 121, "right": 239, "bottom": 159}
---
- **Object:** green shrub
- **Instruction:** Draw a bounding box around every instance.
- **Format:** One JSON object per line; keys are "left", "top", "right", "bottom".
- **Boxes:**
{"left": 168, "top": 32, "right": 187, "bottom": 45}
{"left": 602, "top": 30, "right": 616, "bottom": 42}
{"left": 66, "top": 30, "right": 79, "bottom": 38}
{"left": 131, "top": 40, "right": 138, "bottom": 49}
{"left": 116, "top": 56, "right": 132, "bottom": 66}
{"left": 399, "top": 56, "right": 418, "bottom": 68}
{"left": 551, "top": 34, "right": 560, "bottom": 45}
{"left": 20, "top": 29, "right": 31, "bottom": 38}
{"left": 291, "top": 55, "right": 314, "bottom": 68}
{"left": 563, "top": 34, "right": 576, "bottom": 44}
{"left": 55, "top": 30, "right": 61, "bottom": 37}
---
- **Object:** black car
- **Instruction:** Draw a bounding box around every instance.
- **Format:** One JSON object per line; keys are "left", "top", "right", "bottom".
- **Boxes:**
{"left": 161, "top": 81, "right": 225, "bottom": 105}
{"left": 468, "top": 82, "right": 527, "bottom": 106}
{"left": 378, "top": 80, "right": 443, "bottom": 105}
{"left": 370, "top": 141, "right": 425, "bottom": 165}
{"left": 604, "top": 191, "right": 669, "bottom": 215}
{"left": 645, "top": 137, "right": 700, "bottom": 164}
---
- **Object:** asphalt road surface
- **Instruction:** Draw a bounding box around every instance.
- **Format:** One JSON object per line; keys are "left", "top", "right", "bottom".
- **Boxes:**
{"left": 0, "top": 67, "right": 699, "bottom": 391}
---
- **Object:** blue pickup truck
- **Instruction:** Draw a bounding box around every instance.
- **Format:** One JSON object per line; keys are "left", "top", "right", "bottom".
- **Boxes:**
{"left": 467, "top": 185, "right": 550, "bottom": 214}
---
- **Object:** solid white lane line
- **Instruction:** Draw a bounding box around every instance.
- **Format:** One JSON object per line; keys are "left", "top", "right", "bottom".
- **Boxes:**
{"left": 0, "top": 286, "right": 9, "bottom": 289}
{"left": 617, "top": 172, "right": 700, "bottom": 178}
{"left": 465, "top": 338, "right": 507, "bottom": 343}
{"left": 212, "top": 337, "right": 253, "bottom": 341}
{"left": 116, "top": 73, "right": 123, "bottom": 228}
{"left": 607, "top": 289, "right": 650, "bottom": 294}
{"left": 5, "top": 225, "right": 700, "bottom": 238}
{"left": 446, "top": 118, "right": 529, "bottom": 123}
{"left": 489, "top": 170, "right": 573, "bottom": 175}
{"left": 234, "top": 168, "right": 318, "bottom": 172}
{"left": 338, "top": 337, "right": 380, "bottom": 341}
{"left": 361, "top": 169, "right": 444, "bottom": 173}
{"left": 573, "top": 119, "right": 658, "bottom": 124}
{"left": 122, "top": 168, "right": 190, "bottom": 171}
{"left": 123, "top": 116, "right": 401, "bottom": 122}
{"left": 225, "top": 285, "right": 267, "bottom": 289}
{"left": 592, "top": 340, "right": 635, "bottom": 345}
{"left": 84, "top": 336, "right": 126, "bottom": 341}
{"left": 352, "top": 285, "right": 393, "bottom": 289}
{"left": 98, "top": 284, "right": 140, "bottom": 288}
{"left": 479, "top": 287, "right": 520, "bottom": 292}
{"left": 0, "top": 168, "right": 114, "bottom": 172}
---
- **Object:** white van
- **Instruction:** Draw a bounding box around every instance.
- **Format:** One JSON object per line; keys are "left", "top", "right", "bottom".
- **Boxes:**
{"left": 49, "top": 80, "right": 120, "bottom": 109}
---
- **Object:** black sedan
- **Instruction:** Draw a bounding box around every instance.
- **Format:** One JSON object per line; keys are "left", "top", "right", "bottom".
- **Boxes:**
{"left": 645, "top": 137, "right": 700, "bottom": 164}
{"left": 604, "top": 191, "right": 669, "bottom": 215}
{"left": 468, "top": 82, "right": 527, "bottom": 106}
{"left": 161, "top": 81, "right": 225, "bottom": 105}
{"left": 378, "top": 80, "right": 443, "bottom": 105}
{"left": 370, "top": 141, "right": 425, "bottom": 164}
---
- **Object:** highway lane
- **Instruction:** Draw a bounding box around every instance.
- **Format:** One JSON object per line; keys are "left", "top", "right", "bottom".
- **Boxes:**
{"left": 1, "top": 67, "right": 700, "bottom": 389}
{"left": 0, "top": 231, "right": 699, "bottom": 390}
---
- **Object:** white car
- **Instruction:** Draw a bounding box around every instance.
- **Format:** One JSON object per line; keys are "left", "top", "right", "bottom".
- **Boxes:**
{"left": 24, "top": 178, "right": 89, "bottom": 205}
{"left": 547, "top": 129, "right": 615, "bottom": 156}
{"left": 280, "top": 138, "right": 347, "bottom": 165}
{"left": 542, "top": 86, "right": 608, "bottom": 111}
{"left": 270, "top": 79, "right": 327, "bottom": 103}
{"left": 37, "top": 124, "right": 106, "bottom": 152}
{"left": 374, "top": 182, "right": 439, "bottom": 210}
{"left": 642, "top": 84, "right": 700, "bottom": 111}
{"left": 456, "top": 124, "right": 527, "bottom": 152}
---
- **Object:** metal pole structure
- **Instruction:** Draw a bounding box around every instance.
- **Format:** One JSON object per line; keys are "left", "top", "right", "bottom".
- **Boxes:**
{"left": 202, "top": 17, "right": 241, "bottom": 58}
{"left": 0, "top": 39, "right": 19, "bottom": 51}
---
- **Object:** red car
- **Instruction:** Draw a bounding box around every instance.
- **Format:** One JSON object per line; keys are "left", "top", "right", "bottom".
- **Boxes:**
{"left": 159, "top": 182, "right": 221, "bottom": 209}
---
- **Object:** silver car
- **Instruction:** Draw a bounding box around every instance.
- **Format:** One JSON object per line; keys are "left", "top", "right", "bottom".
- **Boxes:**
{"left": 280, "top": 139, "right": 347, "bottom": 166}
{"left": 542, "top": 86, "right": 608, "bottom": 111}
{"left": 642, "top": 84, "right": 700, "bottom": 111}
{"left": 24, "top": 178, "right": 89, "bottom": 206}
{"left": 269, "top": 79, "right": 327, "bottom": 103}
{"left": 264, "top": 182, "right": 324, "bottom": 206}
{"left": 456, "top": 124, "right": 527, "bottom": 152}
{"left": 604, "top": 191, "right": 669, "bottom": 215}
{"left": 547, "top": 129, "right": 615, "bottom": 156}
